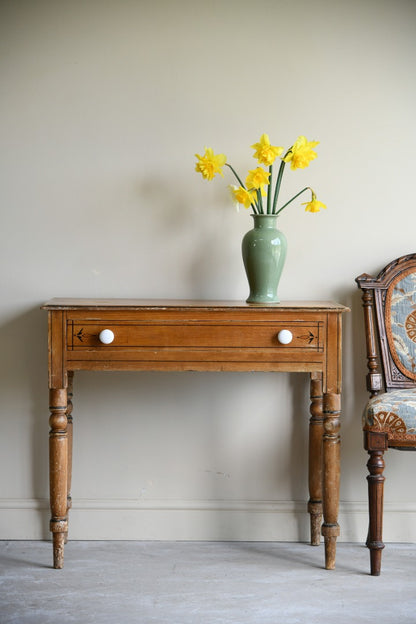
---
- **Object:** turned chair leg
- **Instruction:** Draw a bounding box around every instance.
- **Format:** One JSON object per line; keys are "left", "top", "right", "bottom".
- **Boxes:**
{"left": 366, "top": 449, "right": 385, "bottom": 576}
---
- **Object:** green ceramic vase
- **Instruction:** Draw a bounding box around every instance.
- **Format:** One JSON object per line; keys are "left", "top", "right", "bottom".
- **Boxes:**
{"left": 242, "top": 214, "right": 287, "bottom": 304}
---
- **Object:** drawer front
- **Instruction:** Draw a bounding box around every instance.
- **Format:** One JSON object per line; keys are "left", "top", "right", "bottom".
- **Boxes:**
{"left": 67, "top": 320, "right": 324, "bottom": 351}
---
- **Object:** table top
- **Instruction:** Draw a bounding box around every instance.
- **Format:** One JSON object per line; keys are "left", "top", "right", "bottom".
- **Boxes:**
{"left": 42, "top": 298, "right": 348, "bottom": 312}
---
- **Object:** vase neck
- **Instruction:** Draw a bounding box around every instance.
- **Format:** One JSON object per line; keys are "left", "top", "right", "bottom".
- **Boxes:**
{"left": 251, "top": 214, "right": 278, "bottom": 228}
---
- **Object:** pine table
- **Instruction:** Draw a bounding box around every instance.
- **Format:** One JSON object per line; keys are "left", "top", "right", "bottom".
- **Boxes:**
{"left": 42, "top": 298, "right": 348, "bottom": 569}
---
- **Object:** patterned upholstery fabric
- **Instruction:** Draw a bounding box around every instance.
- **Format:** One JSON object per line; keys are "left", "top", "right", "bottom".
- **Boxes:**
{"left": 387, "top": 271, "right": 416, "bottom": 379}
{"left": 364, "top": 389, "right": 416, "bottom": 439}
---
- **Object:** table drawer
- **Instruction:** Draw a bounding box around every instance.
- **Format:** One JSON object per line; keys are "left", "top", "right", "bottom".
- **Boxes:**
{"left": 67, "top": 321, "right": 323, "bottom": 351}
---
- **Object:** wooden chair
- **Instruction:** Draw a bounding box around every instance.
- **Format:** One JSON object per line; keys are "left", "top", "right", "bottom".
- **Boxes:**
{"left": 356, "top": 254, "right": 416, "bottom": 575}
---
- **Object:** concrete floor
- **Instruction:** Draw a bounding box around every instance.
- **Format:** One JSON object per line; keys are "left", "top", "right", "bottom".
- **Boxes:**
{"left": 1, "top": 541, "right": 416, "bottom": 623}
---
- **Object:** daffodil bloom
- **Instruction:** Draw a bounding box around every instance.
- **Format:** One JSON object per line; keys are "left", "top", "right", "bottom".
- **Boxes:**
{"left": 231, "top": 185, "right": 256, "bottom": 209}
{"left": 245, "top": 167, "right": 270, "bottom": 191}
{"left": 195, "top": 147, "right": 227, "bottom": 181}
{"left": 251, "top": 134, "right": 284, "bottom": 166}
{"left": 302, "top": 198, "right": 327, "bottom": 213}
{"left": 195, "top": 135, "right": 326, "bottom": 217}
{"left": 283, "top": 136, "right": 319, "bottom": 170}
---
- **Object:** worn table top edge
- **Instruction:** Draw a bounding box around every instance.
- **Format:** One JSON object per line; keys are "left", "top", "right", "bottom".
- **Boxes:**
{"left": 41, "top": 298, "right": 349, "bottom": 311}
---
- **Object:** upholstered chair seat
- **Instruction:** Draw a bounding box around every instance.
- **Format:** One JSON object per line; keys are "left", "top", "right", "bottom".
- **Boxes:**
{"left": 364, "top": 389, "right": 416, "bottom": 444}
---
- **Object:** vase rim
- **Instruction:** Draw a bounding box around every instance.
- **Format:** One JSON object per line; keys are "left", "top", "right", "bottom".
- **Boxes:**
{"left": 251, "top": 213, "right": 278, "bottom": 217}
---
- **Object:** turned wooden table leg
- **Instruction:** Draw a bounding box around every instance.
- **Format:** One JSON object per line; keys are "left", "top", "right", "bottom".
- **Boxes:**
{"left": 49, "top": 388, "right": 68, "bottom": 569}
{"left": 308, "top": 373, "right": 323, "bottom": 546}
{"left": 322, "top": 392, "right": 341, "bottom": 570}
{"left": 65, "top": 372, "right": 74, "bottom": 544}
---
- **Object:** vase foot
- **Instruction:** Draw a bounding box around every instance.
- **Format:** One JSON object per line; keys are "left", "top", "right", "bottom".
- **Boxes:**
{"left": 246, "top": 297, "right": 280, "bottom": 305}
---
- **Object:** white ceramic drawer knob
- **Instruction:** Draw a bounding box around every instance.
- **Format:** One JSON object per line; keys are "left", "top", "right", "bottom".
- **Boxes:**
{"left": 277, "top": 329, "right": 293, "bottom": 345}
{"left": 99, "top": 329, "right": 115, "bottom": 344}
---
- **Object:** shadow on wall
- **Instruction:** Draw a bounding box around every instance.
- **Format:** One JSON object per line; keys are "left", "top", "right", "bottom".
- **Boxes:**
{"left": 136, "top": 174, "right": 246, "bottom": 299}
{"left": 332, "top": 284, "right": 369, "bottom": 542}
{"left": 288, "top": 373, "right": 311, "bottom": 540}
{"left": 0, "top": 305, "right": 50, "bottom": 536}
{"left": 67, "top": 368, "right": 313, "bottom": 541}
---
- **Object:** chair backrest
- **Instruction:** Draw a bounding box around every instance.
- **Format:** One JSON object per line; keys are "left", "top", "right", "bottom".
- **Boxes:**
{"left": 356, "top": 254, "right": 416, "bottom": 396}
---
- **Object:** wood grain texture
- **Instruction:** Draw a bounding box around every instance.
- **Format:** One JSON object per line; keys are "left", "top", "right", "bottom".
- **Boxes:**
{"left": 43, "top": 299, "right": 347, "bottom": 569}
{"left": 42, "top": 298, "right": 347, "bottom": 310}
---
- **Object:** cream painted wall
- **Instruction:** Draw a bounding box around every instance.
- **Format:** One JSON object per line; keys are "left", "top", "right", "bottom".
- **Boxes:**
{"left": 1, "top": 0, "right": 416, "bottom": 543}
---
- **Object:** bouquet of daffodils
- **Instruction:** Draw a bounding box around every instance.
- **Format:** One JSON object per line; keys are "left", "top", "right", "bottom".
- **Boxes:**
{"left": 195, "top": 134, "right": 326, "bottom": 215}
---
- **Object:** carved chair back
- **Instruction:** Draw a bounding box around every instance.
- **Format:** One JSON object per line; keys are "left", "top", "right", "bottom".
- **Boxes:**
{"left": 356, "top": 254, "right": 416, "bottom": 397}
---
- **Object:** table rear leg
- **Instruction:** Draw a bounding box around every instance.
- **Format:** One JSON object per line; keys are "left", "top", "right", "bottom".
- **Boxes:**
{"left": 308, "top": 373, "right": 323, "bottom": 546}
{"left": 65, "top": 372, "right": 74, "bottom": 543}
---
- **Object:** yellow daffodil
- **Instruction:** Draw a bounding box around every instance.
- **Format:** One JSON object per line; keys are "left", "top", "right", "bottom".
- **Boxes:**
{"left": 303, "top": 199, "right": 326, "bottom": 213}
{"left": 195, "top": 147, "right": 227, "bottom": 181}
{"left": 283, "top": 136, "right": 319, "bottom": 170}
{"left": 231, "top": 185, "right": 256, "bottom": 209}
{"left": 302, "top": 190, "right": 327, "bottom": 213}
{"left": 245, "top": 167, "right": 270, "bottom": 191}
{"left": 251, "top": 134, "right": 284, "bottom": 167}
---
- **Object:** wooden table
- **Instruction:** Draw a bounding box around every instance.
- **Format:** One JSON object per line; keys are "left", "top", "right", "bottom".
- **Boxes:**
{"left": 42, "top": 298, "right": 347, "bottom": 569}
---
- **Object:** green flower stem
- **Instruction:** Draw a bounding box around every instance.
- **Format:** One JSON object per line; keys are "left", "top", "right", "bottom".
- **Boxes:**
{"left": 256, "top": 188, "right": 264, "bottom": 214}
{"left": 225, "top": 163, "right": 244, "bottom": 188}
{"left": 272, "top": 159, "right": 286, "bottom": 214}
{"left": 250, "top": 187, "right": 260, "bottom": 214}
{"left": 275, "top": 187, "right": 311, "bottom": 216}
{"left": 267, "top": 165, "right": 272, "bottom": 214}
{"left": 251, "top": 200, "right": 259, "bottom": 214}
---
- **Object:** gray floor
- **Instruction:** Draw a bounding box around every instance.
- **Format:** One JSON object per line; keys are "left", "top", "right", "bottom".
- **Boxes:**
{"left": 1, "top": 541, "right": 415, "bottom": 623}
